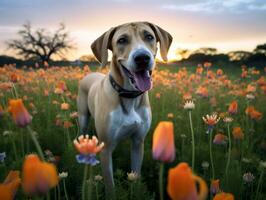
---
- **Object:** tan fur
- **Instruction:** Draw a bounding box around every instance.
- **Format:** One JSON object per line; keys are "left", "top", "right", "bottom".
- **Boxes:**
{"left": 77, "top": 22, "right": 172, "bottom": 196}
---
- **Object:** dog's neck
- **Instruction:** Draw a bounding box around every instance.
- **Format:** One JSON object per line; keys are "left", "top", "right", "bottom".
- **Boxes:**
{"left": 109, "top": 59, "right": 138, "bottom": 91}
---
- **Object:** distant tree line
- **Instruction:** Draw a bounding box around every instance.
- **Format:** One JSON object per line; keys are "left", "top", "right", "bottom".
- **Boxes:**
{"left": 1, "top": 23, "right": 266, "bottom": 68}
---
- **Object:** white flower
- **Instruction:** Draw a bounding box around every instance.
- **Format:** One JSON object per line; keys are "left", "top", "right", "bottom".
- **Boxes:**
{"left": 184, "top": 100, "right": 195, "bottom": 110}
{"left": 246, "top": 94, "right": 255, "bottom": 100}
{"left": 3, "top": 130, "right": 14, "bottom": 136}
{"left": 223, "top": 117, "right": 233, "bottom": 123}
{"left": 94, "top": 175, "right": 103, "bottom": 181}
{"left": 243, "top": 172, "right": 255, "bottom": 183}
{"left": 201, "top": 161, "right": 209, "bottom": 169}
{"left": 59, "top": 172, "right": 68, "bottom": 179}
{"left": 127, "top": 171, "right": 139, "bottom": 181}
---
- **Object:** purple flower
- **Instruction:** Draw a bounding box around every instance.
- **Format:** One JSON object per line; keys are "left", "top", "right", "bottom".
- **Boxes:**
{"left": 0, "top": 152, "right": 6, "bottom": 163}
{"left": 76, "top": 154, "right": 99, "bottom": 166}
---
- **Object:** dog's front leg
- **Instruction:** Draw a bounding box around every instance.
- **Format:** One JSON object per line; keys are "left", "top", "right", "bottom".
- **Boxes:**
{"left": 100, "top": 146, "right": 115, "bottom": 198}
{"left": 131, "top": 137, "right": 144, "bottom": 175}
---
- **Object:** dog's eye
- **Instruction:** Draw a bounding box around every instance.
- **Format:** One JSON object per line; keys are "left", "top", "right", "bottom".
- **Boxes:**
{"left": 145, "top": 34, "right": 154, "bottom": 41}
{"left": 117, "top": 37, "right": 128, "bottom": 44}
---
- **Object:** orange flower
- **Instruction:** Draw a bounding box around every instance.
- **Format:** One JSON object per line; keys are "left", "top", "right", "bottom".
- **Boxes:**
{"left": 202, "top": 113, "right": 220, "bottom": 127}
{"left": 22, "top": 154, "right": 59, "bottom": 195}
{"left": 8, "top": 99, "right": 32, "bottom": 127}
{"left": 183, "top": 93, "right": 192, "bottom": 101}
{"left": 196, "top": 86, "right": 208, "bottom": 97}
{"left": 217, "top": 69, "right": 223, "bottom": 76}
{"left": 232, "top": 127, "right": 244, "bottom": 140}
{"left": 167, "top": 162, "right": 208, "bottom": 200}
{"left": 155, "top": 92, "right": 161, "bottom": 99}
{"left": 73, "top": 135, "right": 104, "bottom": 155}
{"left": 241, "top": 70, "right": 247, "bottom": 78}
{"left": 196, "top": 66, "right": 203, "bottom": 75}
{"left": 228, "top": 100, "right": 238, "bottom": 115}
{"left": 213, "top": 192, "right": 234, "bottom": 200}
{"left": 245, "top": 106, "right": 262, "bottom": 120}
{"left": 246, "top": 84, "right": 256, "bottom": 93}
{"left": 210, "top": 179, "right": 220, "bottom": 194}
{"left": 152, "top": 121, "right": 175, "bottom": 162}
{"left": 61, "top": 103, "right": 70, "bottom": 110}
{"left": 10, "top": 73, "right": 19, "bottom": 83}
{"left": 213, "top": 134, "right": 227, "bottom": 145}
{"left": 0, "top": 171, "right": 21, "bottom": 200}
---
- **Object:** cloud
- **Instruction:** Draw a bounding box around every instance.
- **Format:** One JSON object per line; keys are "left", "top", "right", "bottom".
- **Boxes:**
{"left": 161, "top": 0, "right": 265, "bottom": 13}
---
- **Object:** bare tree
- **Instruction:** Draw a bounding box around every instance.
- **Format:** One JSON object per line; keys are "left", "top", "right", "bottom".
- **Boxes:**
{"left": 7, "top": 22, "right": 74, "bottom": 63}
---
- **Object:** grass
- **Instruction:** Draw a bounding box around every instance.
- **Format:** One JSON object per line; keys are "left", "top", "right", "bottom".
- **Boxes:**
{"left": 0, "top": 63, "right": 266, "bottom": 200}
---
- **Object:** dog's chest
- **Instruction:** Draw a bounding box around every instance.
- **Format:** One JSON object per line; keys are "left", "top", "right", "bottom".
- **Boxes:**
{"left": 108, "top": 105, "right": 151, "bottom": 143}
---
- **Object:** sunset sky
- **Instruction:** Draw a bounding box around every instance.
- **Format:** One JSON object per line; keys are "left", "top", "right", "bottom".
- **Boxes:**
{"left": 1, "top": 0, "right": 266, "bottom": 61}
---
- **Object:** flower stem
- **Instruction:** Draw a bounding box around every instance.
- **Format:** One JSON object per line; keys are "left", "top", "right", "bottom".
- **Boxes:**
{"left": 225, "top": 123, "right": 231, "bottom": 183}
{"left": 26, "top": 126, "right": 45, "bottom": 161}
{"left": 255, "top": 169, "right": 264, "bottom": 200}
{"left": 209, "top": 129, "right": 215, "bottom": 179}
{"left": 159, "top": 163, "right": 164, "bottom": 200}
{"left": 189, "top": 111, "right": 195, "bottom": 171}
{"left": 63, "top": 179, "right": 69, "bottom": 200}
{"left": 95, "top": 183, "right": 99, "bottom": 200}
{"left": 87, "top": 165, "right": 93, "bottom": 200}
{"left": 82, "top": 164, "right": 88, "bottom": 200}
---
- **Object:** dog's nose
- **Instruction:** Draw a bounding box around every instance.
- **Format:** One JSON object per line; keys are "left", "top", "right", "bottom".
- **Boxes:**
{"left": 134, "top": 53, "right": 150, "bottom": 68}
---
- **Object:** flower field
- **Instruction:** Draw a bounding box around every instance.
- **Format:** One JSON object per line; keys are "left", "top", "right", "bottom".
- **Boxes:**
{"left": 0, "top": 63, "right": 266, "bottom": 200}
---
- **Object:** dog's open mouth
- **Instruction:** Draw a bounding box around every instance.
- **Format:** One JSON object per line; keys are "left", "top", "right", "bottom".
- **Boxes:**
{"left": 121, "top": 65, "right": 152, "bottom": 92}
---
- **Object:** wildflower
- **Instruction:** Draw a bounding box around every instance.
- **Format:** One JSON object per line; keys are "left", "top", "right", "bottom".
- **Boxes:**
{"left": 202, "top": 113, "right": 220, "bottom": 130}
{"left": 94, "top": 175, "right": 103, "bottom": 181}
{"left": 204, "top": 62, "right": 212, "bottom": 69}
{"left": 201, "top": 161, "right": 209, "bottom": 169}
{"left": 196, "top": 86, "right": 208, "bottom": 97}
{"left": 61, "top": 103, "right": 70, "bottom": 110}
{"left": 243, "top": 172, "right": 255, "bottom": 183}
{"left": 245, "top": 106, "right": 262, "bottom": 121}
{"left": 0, "top": 105, "right": 4, "bottom": 118}
{"left": 241, "top": 70, "right": 248, "bottom": 78}
{"left": 155, "top": 92, "right": 161, "bottom": 99}
{"left": 59, "top": 172, "right": 68, "bottom": 179}
{"left": 8, "top": 99, "right": 32, "bottom": 127}
{"left": 210, "top": 179, "right": 220, "bottom": 195}
{"left": 0, "top": 152, "right": 6, "bottom": 163}
{"left": 213, "top": 134, "right": 227, "bottom": 145}
{"left": 10, "top": 73, "right": 19, "bottom": 83}
{"left": 232, "top": 127, "right": 244, "bottom": 140}
{"left": 167, "top": 113, "right": 174, "bottom": 119}
{"left": 228, "top": 100, "right": 238, "bottom": 115}
{"left": 73, "top": 135, "right": 104, "bottom": 165}
{"left": 246, "top": 84, "right": 256, "bottom": 93}
{"left": 196, "top": 66, "right": 203, "bottom": 75}
{"left": 217, "top": 69, "right": 223, "bottom": 76}
{"left": 70, "top": 111, "right": 78, "bottom": 118}
{"left": 0, "top": 171, "right": 21, "bottom": 200}
{"left": 184, "top": 100, "right": 195, "bottom": 110}
{"left": 167, "top": 162, "right": 208, "bottom": 200}
{"left": 213, "top": 192, "right": 234, "bottom": 200}
{"left": 22, "top": 154, "right": 59, "bottom": 195}
{"left": 152, "top": 121, "right": 175, "bottom": 163}
{"left": 127, "top": 171, "right": 139, "bottom": 181}
{"left": 246, "top": 94, "right": 255, "bottom": 100}
{"left": 223, "top": 117, "right": 233, "bottom": 123}
{"left": 183, "top": 93, "right": 192, "bottom": 101}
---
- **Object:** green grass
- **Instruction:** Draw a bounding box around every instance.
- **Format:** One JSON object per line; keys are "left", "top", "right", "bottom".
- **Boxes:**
{"left": 0, "top": 64, "right": 266, "bottom": 200}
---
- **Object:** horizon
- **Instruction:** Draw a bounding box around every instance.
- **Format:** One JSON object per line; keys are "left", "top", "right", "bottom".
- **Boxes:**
{"left": 1, "top": 0, "right": 266, "bottom": 61}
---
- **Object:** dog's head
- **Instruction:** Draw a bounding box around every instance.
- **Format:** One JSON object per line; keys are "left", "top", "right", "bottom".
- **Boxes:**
{"left": 91, "top": 22, "right": 172, "bottom": 92}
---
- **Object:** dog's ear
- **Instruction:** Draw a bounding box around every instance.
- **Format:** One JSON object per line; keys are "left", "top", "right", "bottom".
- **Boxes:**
{"left": 146, "top": 22, "right": 172, "bottom": 62}
{"left": 91, "top": 27, "right": 116, "bottom": 67}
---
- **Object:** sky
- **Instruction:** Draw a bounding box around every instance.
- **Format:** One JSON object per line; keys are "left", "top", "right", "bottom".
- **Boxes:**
{"left": 0, "top": 0, "right": 266, "bottom": 60}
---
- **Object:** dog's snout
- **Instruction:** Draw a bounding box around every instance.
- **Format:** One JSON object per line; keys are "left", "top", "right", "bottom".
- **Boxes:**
{"left": 134, "top": 52, "right": 151, "bottom": 68}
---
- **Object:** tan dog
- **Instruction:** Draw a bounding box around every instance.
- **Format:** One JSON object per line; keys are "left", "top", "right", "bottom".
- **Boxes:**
{"left": 77, "top": 22, "right": 172, "bottom": 193}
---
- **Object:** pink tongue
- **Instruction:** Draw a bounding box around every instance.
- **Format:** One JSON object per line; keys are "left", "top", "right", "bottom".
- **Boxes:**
{"left": 133, "top": 70, "right": 152, "bottom": 92}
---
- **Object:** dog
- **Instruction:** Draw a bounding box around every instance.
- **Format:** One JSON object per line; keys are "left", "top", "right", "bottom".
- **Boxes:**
{"left": 77, "top": 21, "right": 172, "bottom": 193}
